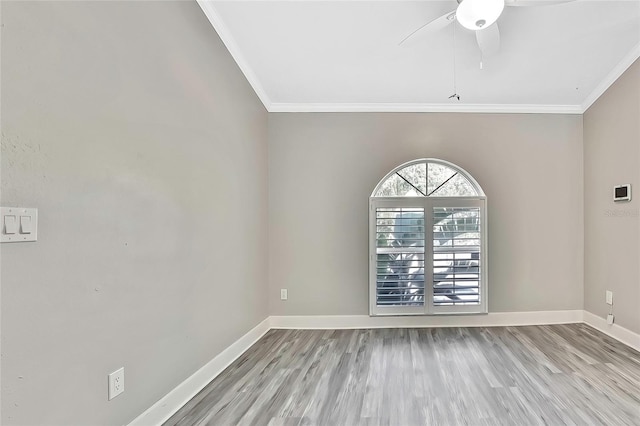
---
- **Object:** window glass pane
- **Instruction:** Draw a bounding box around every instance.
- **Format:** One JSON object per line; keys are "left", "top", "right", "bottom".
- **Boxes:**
{"left": 433, "top": 207, "right": 481, "bottom": 306}
{"left": 396, "top": 163, "right": 426, "bottom": 196}
{"left": 427, "top": 163, "right": 457, "bottom": 195}
{"left": 430, "top": 173, "right": 477, "bottom": 197}
{"left": 375, "top": 173, "right": 422, "bottom": 197}
{"left": 376, "top": 208, "right": 425, "bottom": 307}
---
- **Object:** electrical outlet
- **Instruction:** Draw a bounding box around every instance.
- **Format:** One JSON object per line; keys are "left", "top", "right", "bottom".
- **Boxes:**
{"left": 280, "top": 289, "right": 288, "bottom": 300}
{"left": 108, "top": 367, "right": 124, "bottom": 400}
{"left": 607, "top": 314, "right": 615, "bottom": 325}
{"left": 606, "top": 290, "right": 613, "bottom": 305}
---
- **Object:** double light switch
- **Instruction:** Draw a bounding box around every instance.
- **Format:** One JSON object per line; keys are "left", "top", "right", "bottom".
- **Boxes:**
{"left": 1, "top": 207, "right": 38, "bottom": 242}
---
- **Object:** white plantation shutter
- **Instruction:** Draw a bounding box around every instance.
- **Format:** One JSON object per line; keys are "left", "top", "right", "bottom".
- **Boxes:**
{"left": 374, "top": 205, "right": 426, "bottom": 315}
{"left": 430, "top": 200, "right": 486, "bottom": 314}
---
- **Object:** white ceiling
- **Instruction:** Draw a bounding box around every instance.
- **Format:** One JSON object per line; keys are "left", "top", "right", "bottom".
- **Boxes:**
{"left": 198, "top": 0, "right": 640, "bottom": 113}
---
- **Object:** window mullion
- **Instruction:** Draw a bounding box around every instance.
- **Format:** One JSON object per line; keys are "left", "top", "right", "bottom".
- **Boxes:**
{"left": 424, "top": 199, "right": 434, "bottom": 314}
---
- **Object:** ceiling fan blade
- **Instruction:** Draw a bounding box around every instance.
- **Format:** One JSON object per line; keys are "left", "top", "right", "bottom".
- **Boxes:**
{"left": 505, "top": 0, "right": 575, "bottom": 6}
{"left": 399, "top": 10, "right": 456, "bottom": 47}
{"left": 476, "top": 23, "right": 500, "bottom": 57}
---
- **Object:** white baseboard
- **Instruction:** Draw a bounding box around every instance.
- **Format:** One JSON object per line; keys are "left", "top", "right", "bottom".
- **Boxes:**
{"left": 269, "top": 310, "right": 584, "bottom": 330}
{"left": 582, "top": 310, "right": 640, "bottom": 352}
{"left": 128, "top": 317, "right": 271, "bottom": 426}
{"left": 129, "top": 309, "right": 640, "bottom": 426}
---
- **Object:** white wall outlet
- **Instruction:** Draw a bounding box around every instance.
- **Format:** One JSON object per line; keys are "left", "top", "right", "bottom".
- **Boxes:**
{"left": 605, "top": 290, "right": 613, "bottom": 305}
{"left": 108, "top": 367, "right": 124, "bottom": 400}
{"left": 280, "top": 289, "right": 288, "bottom": 301}
{"left": 607, "top": 314, "right": 615, "bottom": 325}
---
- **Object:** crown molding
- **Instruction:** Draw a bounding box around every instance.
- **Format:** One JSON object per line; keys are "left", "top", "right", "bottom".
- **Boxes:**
{"left": 581, "top": 42, "right": 640, "bottom": 113}
{"left": 198, "top": 2, "right": 636, "bottom": 115}
{"left": 196, "top": 0, "right": 272, "bottom": 110}
{"left": 268, "top": 103, "right": 583, "bottom": 114}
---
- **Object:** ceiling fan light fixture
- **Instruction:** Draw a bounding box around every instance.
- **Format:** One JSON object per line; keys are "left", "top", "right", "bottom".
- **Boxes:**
{"left": 456, "top": 0, "right": 505, "bottom": 30}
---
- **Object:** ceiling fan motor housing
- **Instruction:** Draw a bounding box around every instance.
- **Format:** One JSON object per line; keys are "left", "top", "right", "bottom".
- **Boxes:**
{"left": 456, "top": 0, "right": 505, "bottom": 30}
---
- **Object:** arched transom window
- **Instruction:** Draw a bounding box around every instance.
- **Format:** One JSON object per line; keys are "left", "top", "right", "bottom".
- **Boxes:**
{"left": 373, "top": 159, "right": 483, "bottom": 197}
{"left": 369, "top": 159, "right": 487, "bottom": 316}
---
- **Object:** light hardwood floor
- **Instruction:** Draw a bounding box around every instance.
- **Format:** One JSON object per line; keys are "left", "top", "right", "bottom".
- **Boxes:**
{"left": 165, "top": 324, "right": 640, "bottom": 426}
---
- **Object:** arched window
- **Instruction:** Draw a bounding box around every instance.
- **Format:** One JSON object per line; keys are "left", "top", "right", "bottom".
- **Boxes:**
{"left": 369, "top": 159, "right": 487, "bottom": 316}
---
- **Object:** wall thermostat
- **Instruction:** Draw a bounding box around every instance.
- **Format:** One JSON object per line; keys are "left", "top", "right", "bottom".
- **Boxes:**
{"left": 613, "top": 184, "right": 631, "bottom": 202}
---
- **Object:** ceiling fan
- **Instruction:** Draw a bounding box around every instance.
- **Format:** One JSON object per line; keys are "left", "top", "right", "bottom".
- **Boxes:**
{"left": 400, "top": 0, "right": 576, "bottom": 57}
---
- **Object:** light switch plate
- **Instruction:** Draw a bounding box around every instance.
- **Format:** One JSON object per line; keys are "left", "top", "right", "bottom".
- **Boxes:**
{"left": 1, "top": 207, "right": 38, "bottom": 243}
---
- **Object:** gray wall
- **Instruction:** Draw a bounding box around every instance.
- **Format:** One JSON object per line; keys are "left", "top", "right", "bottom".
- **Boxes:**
{"left": 268, "top": 113, "right": 584, "bottom": 316}
{"left": 1, "top": 1, "right": 268, "bottom": 425}
{"left": 1, "top": 0, "right": 635, "bottom": 423}
{"left": 584, "top": 59, "right": 640, "bottom": 333}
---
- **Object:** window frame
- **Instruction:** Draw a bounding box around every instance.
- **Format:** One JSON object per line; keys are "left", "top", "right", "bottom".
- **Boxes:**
{"left": 369, "top": 159, "right": 488, "bottom": 316}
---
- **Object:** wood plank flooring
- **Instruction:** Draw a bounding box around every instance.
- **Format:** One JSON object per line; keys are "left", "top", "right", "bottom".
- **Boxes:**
{"left": 165, "top": 324, "right": 640, "bottom": 426}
